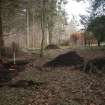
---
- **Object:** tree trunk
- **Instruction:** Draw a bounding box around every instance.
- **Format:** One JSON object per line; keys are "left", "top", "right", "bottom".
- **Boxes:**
{"left": 58, "top": 33, "right": 61, "bottom": 45}
{"left": 84, "top": 38, "right": 87, "bottom": 47}
{"left": 0, "top": 0, "right": 4, "bottom": 58}
{"left": 32, "top": 8, "right": 35, "bottom": 48}
{"left": 98, "top": 41, "right": 101, "bottom": 47}
{"left": 40, "top": 1, "right": 45, "bottom": 57}
{"left": 40, "top": 22, "right": 45, "bottom": 57}
{"left": 26, "top": 8, "right": 30, "bottom": 48}
{"left": 48, "top": 28, "right": 53, "bottom": 45}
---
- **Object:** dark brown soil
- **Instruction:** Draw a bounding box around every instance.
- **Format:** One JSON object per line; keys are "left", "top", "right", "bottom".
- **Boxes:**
{"left": 44, "top": 51, "right": 84, "bottom": 67}
{"left": 45, "top": 44, "right": 60, "bottom": 50}
{"left": 83, "top": 57, "right": 105, "bottom": 73}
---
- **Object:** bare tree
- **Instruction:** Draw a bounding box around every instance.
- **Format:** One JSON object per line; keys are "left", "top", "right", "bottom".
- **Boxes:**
{"left": 26, "top": 8, "right": 30, "bottom": 48}
{"left": 0, "top": 0, "right": 4, "bottom": 58}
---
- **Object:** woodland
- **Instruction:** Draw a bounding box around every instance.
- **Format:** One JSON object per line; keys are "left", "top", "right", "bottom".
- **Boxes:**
{"left": 0, "top": 0, "right": 105, "bottom": 105}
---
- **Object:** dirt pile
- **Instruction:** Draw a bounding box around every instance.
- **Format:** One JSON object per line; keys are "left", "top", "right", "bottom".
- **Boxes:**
{"left": 44, "top": 51, "right": 84, "bottom": 67}
{"left": 83, "top": 57, "right": 105, "bottom": 73}
{"left": 45, "top": 44, "right": 60, "bottom": 50}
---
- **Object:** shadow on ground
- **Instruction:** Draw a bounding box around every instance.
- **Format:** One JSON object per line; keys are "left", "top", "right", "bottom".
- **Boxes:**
{"left": 44, "top": 51, "right": 84, "bottom": 68}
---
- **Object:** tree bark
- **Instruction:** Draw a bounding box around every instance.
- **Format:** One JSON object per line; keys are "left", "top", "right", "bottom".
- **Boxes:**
{"left": 0, "top": 0, "right": 4, "bottom": 58}
{"left": 26, "top": 8, "right": 30, "bottom": 48}
{"left": 98, "top": 41, "right": 101, "bottom": 47}
{"left": 40, "top": 21, "right": 45, "bottom": 57}
{"left": 48, "top": 28, "right": 53, "bottom": 45}
{"left": 40, "top": 0, "right": 45, "bottom": 57}
{"left": 84, "top": 38, "right": 87, "bottom": 47}
{"left": 32, "top": 8, "right": 35, "bottom": 48}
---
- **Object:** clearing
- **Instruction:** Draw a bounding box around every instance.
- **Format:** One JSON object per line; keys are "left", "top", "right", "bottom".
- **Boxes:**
{"left": 0, "top": 48, "right": 105, "bottom": 105}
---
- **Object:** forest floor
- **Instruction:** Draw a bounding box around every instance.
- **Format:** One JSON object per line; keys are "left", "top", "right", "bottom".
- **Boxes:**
{"left": 0, "top": 47, "right": 105, "bottom": 105}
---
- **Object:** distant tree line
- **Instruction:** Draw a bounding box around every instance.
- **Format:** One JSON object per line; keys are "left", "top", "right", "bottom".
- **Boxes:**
{"left": 79, "top": 0, "right": 105, "bottom": 47}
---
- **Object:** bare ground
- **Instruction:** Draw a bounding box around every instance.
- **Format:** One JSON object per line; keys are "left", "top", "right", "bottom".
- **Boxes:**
{"left": 0, "top": 48, "right": 105, "bottom": 105}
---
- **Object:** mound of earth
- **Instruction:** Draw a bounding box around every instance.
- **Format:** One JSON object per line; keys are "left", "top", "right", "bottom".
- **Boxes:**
{"left": 83, "top": 57, "right": 105, "bottom": 73}
{"left": 45, "top": 44, "right": 60, "bottom": 50}
{"left": 44, "top": 51, "right": 84, "bottom": 67}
